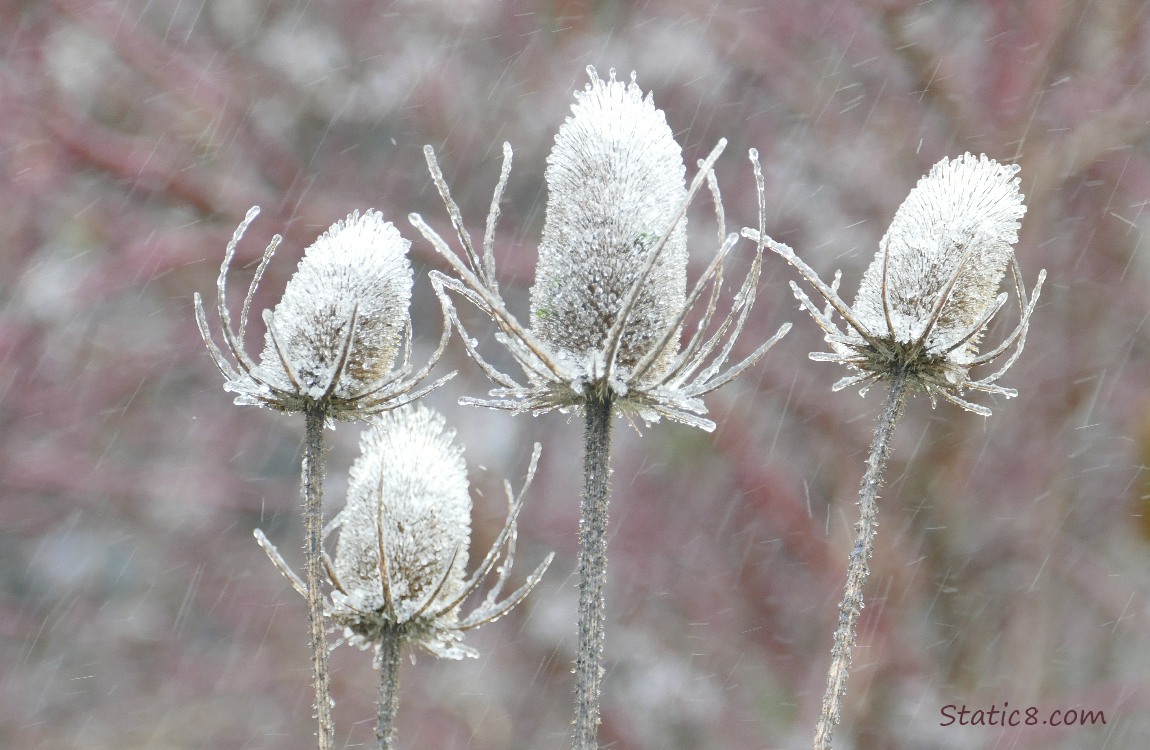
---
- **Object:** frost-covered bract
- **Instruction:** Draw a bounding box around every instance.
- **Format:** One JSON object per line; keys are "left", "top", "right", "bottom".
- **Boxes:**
{"left": 255, "top": 405, "right": 552, "bottom": 660}
{"left": 411, "top": 66, "right": 789, "bottom": 430}
{"left": 194, "top": 207, "right": 451, "bottom": 420}
{"left": 748, "top": 153, "right": 1045, "bottom": 415}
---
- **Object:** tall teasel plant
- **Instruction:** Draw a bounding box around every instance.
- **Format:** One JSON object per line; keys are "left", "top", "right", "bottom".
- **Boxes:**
{"left": 410, "top": 66, "right": 790, "bottom": 749}
{"left": 746, "top": 152, "right": 1045, "bottom": 750}
{"left": 255, "top": 404, "right": 553, "bottom": 750}
{"left": 194, "top": 208, "right": 452, "bottom": 750}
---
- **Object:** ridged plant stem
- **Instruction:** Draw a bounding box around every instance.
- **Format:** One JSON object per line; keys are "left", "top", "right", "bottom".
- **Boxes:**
{"left": 303, "top": 406, "right": 335, "bottom": 750}
{"left": 376, "top": 631, "right": 402, "bottom": 750}
{"left": 573, "top": 395, "right": 614, "bottom": 750}
{"left": 813, "top": 370, "right": 908, "bottom": 750}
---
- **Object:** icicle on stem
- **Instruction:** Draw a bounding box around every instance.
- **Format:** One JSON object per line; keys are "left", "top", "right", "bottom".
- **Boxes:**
{"left": 813, "top": 370, "right": 908, "bottom": 750}
{"left": 376, "top": 631, "right": 402, "bottom": 750}
{"left": 573, "top": 395, "right": 613, "bottom": 750}
{"left": 303, "top": 406, "right": 335, "bottom": 750}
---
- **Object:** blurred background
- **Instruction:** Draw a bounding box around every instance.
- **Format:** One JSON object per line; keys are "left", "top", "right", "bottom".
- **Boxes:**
{"left": 2, "top": 0, "right": 1149, "bottom": 748}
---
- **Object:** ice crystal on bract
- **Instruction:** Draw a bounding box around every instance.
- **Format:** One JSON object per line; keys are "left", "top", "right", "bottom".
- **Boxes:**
{"left": 255, "top": 405, "right": 552, "bottom": 660}
{"left": 748, "top": 152, "right": 1046, "bottom": 416}
{"left": 194, "top": 207, "right": 451, "bottom": 420}
{"left": 411, "top": 67, "right": 789, "bottom": 430}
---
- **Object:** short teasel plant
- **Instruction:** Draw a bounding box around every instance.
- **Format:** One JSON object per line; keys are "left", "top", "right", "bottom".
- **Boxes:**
{"left": 410, "top": 66, "right": 789, "bottom": 749}
{"left": 255, "top": 404, "right": 553, "bottom": 750}
{"left": 194, "top": 208, "right": 451, "bottom": 750}
{"left": 746, "top": 152, "right": 1045, "bottom": 750}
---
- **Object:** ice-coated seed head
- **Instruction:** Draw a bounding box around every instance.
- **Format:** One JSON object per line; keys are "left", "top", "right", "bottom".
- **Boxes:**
{"left": 756, "top": 151, "right": 1043, "bottom": 415}
{"left": 199, "top": 205, "right": 452, "bottom": 420}
{"left": 252, "top": 404, "right": 552, "bottom": 661}
{"left": 413, "top": 69, "right": 789, "bottom": 428}
{"left": 252, "top": 210, "right": 413, "bottom": 402}
{"left": 330, "top": 405, "right": 471, "bottom": 650}
{"left": 530, "top": 66, "right": 688, "bottom": 378}
{"left": 852, "top": 153, "right": 1025, "bottom": 359}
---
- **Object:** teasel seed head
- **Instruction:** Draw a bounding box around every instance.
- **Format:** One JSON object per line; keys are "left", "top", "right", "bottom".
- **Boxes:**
{"left": 195, "top": 207, "right": 452, "bottom": 420}
{"left": 531, "top": 67, "right": 688, "bottom": 379}
{"left": 330, "top": 405, "right": 471, "bottom": 655}
{"left": 254, "top": 405, "right": 553, "bottom": 660}
{"left": 251, "top": 210, "right": 413, "bottom": 402}
{"left": 413, "top": 67, "right": 789, "bottom": 430}
{"left": 852, "top": 153, "right": 1024, "bottom": 362}
{"left": 751, "top": 152, "right": 1045, "bottom": 415}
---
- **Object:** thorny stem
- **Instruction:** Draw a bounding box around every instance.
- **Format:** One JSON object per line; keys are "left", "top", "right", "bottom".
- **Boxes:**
{"left": 303, "top": 407, "right": 335, "bottom": 750}
{"left": 376, "top": 631, "right": 402, "bottom": 750}
{"left": 573, "top": 395, "right": 613, "bottom": 750}
{"left": 813, "top": 370, "right": 908, "bottom": 750}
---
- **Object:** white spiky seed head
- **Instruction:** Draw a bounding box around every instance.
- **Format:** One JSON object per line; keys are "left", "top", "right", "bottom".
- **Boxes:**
{"left": 253, "top": 210, "right": 413, "bottom": 401}
{"left": 530, "top": 66, "right": 688, "bottom": 379}
{"left": 329, "top": 405, "right": 472, "bottom": 656}
{"left": 851, "top": 153, "right": 1025, "bottom": 362}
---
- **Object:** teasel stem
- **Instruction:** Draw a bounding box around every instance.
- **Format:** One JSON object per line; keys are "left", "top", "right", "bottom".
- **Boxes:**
{"left": 376, "top": 630, "right": 402, "bottom": 750}
{"left": 813, "top": 368, "right": 908, "bottom": 750}
{"left": 302, "top": 405, "right": 335, "bottom": 750}
{"left": 573, "top": 394, "right": 614, "bottom": 750}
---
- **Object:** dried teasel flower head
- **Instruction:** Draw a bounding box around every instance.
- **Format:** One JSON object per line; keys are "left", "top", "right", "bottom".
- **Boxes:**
{"left": 331, "top": 405, "right": 469, "bottom": 655}
{"left": 748, "top": 153, "right": 1046, "bottom": 415}
{"left": 411, "top": 66, "right": 789, "bottom": 430}
{"left": 254, "top": 210, "right": 412, "bottom": 398}
{"left": 531, "top": 68, "right": 688, "bottom": 378}
{"left": 195, "top": 207, "right": 451, "bottom": 420}
{"left": 255, "top": 405, "right": 553, "bottom": 660}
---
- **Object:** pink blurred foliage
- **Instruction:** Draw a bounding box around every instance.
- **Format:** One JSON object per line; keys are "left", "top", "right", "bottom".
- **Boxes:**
{"left": 2, "top": 0, "right": 1149, "bottom": 748}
